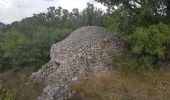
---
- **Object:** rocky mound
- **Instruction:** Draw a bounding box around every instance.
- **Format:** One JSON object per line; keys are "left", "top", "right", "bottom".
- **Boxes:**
{"left": 28, "top": 26, "right": 127, "bottom": 100}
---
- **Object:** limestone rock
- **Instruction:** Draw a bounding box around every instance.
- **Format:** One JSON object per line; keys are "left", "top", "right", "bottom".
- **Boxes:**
{"left": 28, "top": 26, "right": 127, "bottom": 100}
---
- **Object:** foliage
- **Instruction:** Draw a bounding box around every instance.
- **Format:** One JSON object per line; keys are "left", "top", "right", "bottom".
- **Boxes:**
{"left": 0, "top": 3, "right": 105, "bottom": 71}
{"left": 104, "top": 10, "right": 129, "bottom": 32}
{"left": 0, "top": 84, "right": 15, "bottom": 100}
{"left": 112, "top": 55, "right": 153, "bottom": 74}
{"left": 81, "top": 3, "right": 105, "bottom": 26}
{"left": 0, "top": 27, "right": 71, "bottom": 69}
{"left": 126, "top": 23, "right": 170, "bottom": 66}
{"left": 95, "top": 0, "right": 170, "bottom": 69}
{"left": 96, "top": 0, "right": 170, "bottom": 32}
{"left": 32, "top": 4, "right": 105, "bottom": 29}
{"left": 95, "top": 0, "right": 170, "bottom": 32}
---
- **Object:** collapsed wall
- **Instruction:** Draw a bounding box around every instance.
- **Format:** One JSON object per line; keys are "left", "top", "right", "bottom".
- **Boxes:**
{"left": 28, "top": 26, "right": 127, "bottom": 100}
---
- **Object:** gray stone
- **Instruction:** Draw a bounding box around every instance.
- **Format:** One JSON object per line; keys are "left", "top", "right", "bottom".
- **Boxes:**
{"left": 28, "top": 26, "right": 127, "bottom": 100}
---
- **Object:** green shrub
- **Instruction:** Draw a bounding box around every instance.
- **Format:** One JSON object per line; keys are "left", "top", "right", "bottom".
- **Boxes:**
{"left": 0, "top": 84, "right": 16, "bottom": 100}
{"left": 112, "top": 55, "right": 153, "bottom": 74}
{"left": 126, "top": 22, "right": 170, "bottom": 68}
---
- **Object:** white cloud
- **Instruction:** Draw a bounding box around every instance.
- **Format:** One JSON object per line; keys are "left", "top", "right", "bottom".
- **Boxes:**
{"left": 0, "top": 0, "right": 106, "bottom": 24}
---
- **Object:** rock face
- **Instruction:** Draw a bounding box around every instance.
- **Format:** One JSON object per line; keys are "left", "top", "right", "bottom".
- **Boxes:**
{"left": 28, "top": 26, "right": 127, "bottom": 100}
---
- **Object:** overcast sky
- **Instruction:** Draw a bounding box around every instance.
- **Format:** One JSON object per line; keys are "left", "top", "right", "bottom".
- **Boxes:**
{"left": 0, "top": 0, "right": 106, "bottom": 24}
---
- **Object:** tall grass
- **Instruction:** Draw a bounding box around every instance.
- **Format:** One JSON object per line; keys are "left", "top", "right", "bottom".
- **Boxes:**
{"left": 0, "top": 67, "right": 44, "bottom": 100}
{"left": 70, "top": 68, "right": 170, "bottom": 100}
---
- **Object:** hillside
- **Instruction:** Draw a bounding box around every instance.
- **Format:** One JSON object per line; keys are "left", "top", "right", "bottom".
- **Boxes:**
{"left": 0, "top": 22, "right": 5, "bottom": 29}
{"left": 0, "top": 1, "right": 170, "bottom": 100}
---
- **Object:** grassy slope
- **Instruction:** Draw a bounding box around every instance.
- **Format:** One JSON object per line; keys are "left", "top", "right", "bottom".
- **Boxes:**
{"left": 0, "top": 67, "right": 170, "bottom": 100}
{"left": 70, "top": 69, "right": 170, "bottom": 100}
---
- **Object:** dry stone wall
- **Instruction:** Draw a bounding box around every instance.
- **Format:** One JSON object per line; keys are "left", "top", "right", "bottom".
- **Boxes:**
{"left": 28, "top": 26, "right": 127, "bottom": 100}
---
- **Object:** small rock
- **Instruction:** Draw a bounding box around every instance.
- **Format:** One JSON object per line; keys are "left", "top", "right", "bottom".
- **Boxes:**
{"left": 72, "top": 77, "right": 78, "bottom": 82}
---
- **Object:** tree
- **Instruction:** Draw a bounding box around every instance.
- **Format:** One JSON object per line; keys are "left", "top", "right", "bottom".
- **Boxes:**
{"left": 0, "top": 26, "right": 71, "bottom": 69}
{"left": 95, "top": 0, "right": 170, "bottom": 24}
{"left": 81, "top": 3, "right": 105, "bottom": 26}
{"left": 96, "top": 0, "right": 170, "bottom": 67}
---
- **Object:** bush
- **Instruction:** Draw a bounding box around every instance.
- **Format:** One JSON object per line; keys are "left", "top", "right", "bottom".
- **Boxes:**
{"left": 112, "top": 55, "right": 153, "bottom": 74}
{"left": 0, "top": 84, "right": 16, "bottom": 100}
{"left": 126, "top": 22, "right": 170, "bottom": 68}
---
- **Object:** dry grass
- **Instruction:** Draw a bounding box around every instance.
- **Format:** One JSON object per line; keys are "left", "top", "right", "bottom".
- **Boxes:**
{"left": 1, "top": 66, "right": 170, "bottom": 100}
{"left": 0, "top": 67, "right": 45, "bottom": 100}
{"left": 70, "top": 69, "right": 170, "bottom": 100}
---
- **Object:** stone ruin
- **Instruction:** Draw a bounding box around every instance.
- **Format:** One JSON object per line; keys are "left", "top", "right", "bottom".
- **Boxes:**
{"left": 28, "top": 26, "right": 127, "bottom": 100}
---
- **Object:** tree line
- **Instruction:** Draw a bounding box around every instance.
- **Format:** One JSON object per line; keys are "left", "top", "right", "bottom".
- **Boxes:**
{"left": 0, "top": 3, "right": 106, "bottom": 71}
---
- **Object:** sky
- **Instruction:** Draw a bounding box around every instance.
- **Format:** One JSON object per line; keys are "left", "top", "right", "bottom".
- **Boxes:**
{"left": 0, "top": 0, "right": 106, "bottom": 24}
